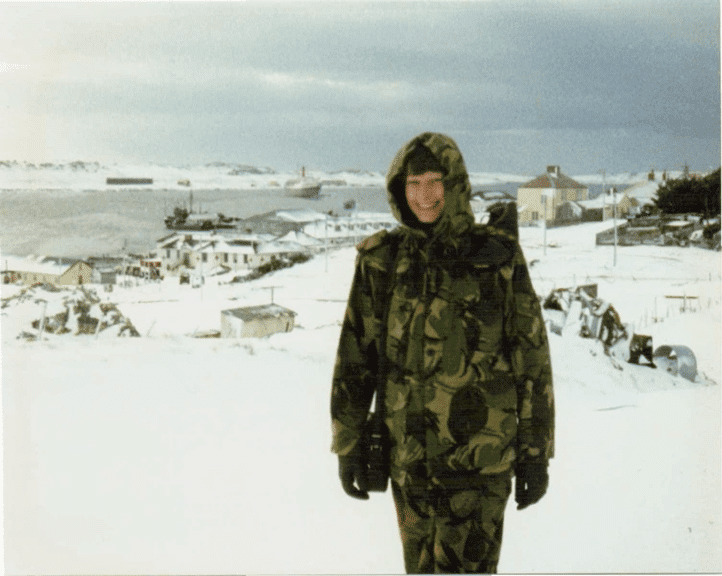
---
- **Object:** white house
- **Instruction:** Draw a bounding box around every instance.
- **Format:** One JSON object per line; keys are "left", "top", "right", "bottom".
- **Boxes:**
{"left": 156, "top": 210, "right": 398, "bottom": 278}
{"left": 302, "top": 212, "right": 396, "bottom": 245}
{"left": 575, "top": 189, "right": 634, "bottom": 221}
{"left": 517, "top": 166, "right": 589, "bottom": 226}
{"left": 156, "top": 232, "right": 275, "bottom": 276}
{"left": 621, "top": 180, "right": 661, "bottom": 216}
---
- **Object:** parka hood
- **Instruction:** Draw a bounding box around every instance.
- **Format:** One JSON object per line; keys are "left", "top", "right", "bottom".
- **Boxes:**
{"left": 386, "top": 132, "right": 475, "bottom": 239}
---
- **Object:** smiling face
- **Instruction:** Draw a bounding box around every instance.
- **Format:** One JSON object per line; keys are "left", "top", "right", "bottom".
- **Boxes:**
{"left": 405, "top": 171, "right": 446, "bottom": 223}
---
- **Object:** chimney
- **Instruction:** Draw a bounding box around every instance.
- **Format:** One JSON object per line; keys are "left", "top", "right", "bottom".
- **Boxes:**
{"left": 546, "top": 165, "right": 560, "bottom": 178}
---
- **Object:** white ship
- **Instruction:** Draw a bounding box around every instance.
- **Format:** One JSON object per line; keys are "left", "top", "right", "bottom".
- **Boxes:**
{"left": 284, "top": 167, "right": 321, "bottom": 198}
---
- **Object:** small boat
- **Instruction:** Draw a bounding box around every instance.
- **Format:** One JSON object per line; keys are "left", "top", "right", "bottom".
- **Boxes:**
{"left": 164, "top": 208, "right": 240, "bottom": 231}
{"left": 164, "top": 192, "right": 240, "bottom": 230}
{"left": 284, "top": 167, "right": 321, "bottom": 198}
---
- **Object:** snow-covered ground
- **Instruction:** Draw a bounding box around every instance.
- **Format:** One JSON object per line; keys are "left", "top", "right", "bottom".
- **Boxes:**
{"left": 2, "top": 220, "right": 721, "bottom": 574}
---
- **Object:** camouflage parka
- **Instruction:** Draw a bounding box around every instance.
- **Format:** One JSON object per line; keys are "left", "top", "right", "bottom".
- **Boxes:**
{"left": 331, "top": 132, "right": 554, "bottom": 492}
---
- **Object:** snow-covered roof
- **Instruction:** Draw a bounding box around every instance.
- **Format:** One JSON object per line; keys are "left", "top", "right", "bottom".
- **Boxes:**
{"left": 3, "top": 256, "right": 74, "bottom": 275}
{"left": 199, "top": 241, "right": 255, "bottom": 254}
{"left": 622, "top": 180, "right": 660, "bottom": 204}
{"left": 665, "top": 220, "right": 695, "bottom": 228}
{"left": 157, "top": 237, "right": 183, "bottom": 250}
{"left": 222, "top": 303, "right": 296, "bottom": 321}
{"left": 276, "top": 230, "right": 324, "bottom": 246}
{"left": 257, "top": 240, "right": 307, "bottom": 254}
{"left": 576, "top": 198, "right": 601, "bottom": 209}
{"left": 562, "top": 201, "right": 584, "bottom": 215}
{"left": 156, "top": 230, "right": 219, "bottom": 245}
{"left": 275, "top": 209, "right": 327, "bottom": 223}
{"left": 158, "top": 231, "right": 268, "bottom": 250}
{"left": 349, "top": 212, "right": 397, "bottom": 223}
{"left": 577, "top": 192, "right": 628, "bottom": 209}
{"left": 519, "top": 169, "right": 586, "bottom": 190}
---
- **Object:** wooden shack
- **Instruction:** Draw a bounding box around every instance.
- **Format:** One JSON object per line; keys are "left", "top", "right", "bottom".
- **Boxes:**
{"left": 221, "top": 304, "right": 296, "bottom": 338}
{"left": 5, "top": 259, "right": 94, "bottom": 286}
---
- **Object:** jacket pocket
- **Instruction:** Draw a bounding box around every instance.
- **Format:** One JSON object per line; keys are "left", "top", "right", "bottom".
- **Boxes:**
{"left": 514, "top": 292, "right": 543, "bottom": 346}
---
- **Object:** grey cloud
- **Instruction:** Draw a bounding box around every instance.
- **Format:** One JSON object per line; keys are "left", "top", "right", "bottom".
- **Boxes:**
{"left": 1, "top": 0, "right": 718, "bottom": 172}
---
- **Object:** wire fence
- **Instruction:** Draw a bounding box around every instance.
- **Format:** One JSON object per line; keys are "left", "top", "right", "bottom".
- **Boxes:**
{"left": 532, "top": 272, "right": 722, "bottom": 286}
{"left": 633, "top": 293, "right": 721, "bottom": 332}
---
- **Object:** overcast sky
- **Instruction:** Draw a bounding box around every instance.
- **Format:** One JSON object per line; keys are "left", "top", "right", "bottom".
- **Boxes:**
{"left": 1, "top": 1, "right": 719, "bottom": 175}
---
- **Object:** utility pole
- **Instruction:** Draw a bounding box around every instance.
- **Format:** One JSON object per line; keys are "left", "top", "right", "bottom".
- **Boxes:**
{"left": 259, "top": 285, "right": 281, "bottom": 304}
{"left": 541, "top": 188, "right": 554, "bottom": 256}
{"left": 612, "top": 186, "right": 618, "bottom": 266}
{"left": 542, "top": 194, "right": 547, "bottom": 256}
{"left": 324, "top": 215, "right": 329, "bottom": 272}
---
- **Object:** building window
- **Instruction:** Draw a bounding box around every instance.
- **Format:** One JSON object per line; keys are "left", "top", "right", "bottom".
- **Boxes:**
{"left": 202, "top": 253, "right": 208, "bottom": 263}
{"left": 532, "top": 211, "right": 539, "bottom": 220}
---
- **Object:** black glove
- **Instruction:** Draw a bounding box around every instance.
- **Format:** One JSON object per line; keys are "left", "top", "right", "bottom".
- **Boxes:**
{"left": 339, "top": 454, "right": 369, "bottom": 500}
{"left": 515, "top": 462, "right": 549, "bottom": 510}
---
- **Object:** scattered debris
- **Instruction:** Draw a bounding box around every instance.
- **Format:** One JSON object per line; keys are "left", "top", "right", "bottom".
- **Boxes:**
{"left": 3, "top": 283, "right": 139, "bottom": 339}
{"left": 653, "top": 345, "right": 698, "bottom": 382}
{"left": 541, "top": 283, "right": 702, "bottom": 380}
{"left": 596, "top": 216, "right": 721, "bottom": 250}
{"left": 628, "top": 334, "right": 656, "bottom": 367}
{"left": 193, "top": 329, "right": 221, "bottom": 339}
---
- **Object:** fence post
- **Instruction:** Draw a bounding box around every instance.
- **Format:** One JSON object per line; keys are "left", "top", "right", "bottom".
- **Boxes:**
{"left": 38, "top": 300, "right": 47, "bottom": 340}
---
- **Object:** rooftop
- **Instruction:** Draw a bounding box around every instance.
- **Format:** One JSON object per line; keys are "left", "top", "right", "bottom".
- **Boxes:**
{"left": 222, "top": 303, "right": 296, "bottom": 322}
{"left": 520, "top": 166, "right": 586, "bottom": 190}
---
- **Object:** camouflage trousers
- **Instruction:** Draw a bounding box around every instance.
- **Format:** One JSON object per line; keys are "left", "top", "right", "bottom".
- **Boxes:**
{"left": 391, "top": 474, "right": 512, "bottom": 574}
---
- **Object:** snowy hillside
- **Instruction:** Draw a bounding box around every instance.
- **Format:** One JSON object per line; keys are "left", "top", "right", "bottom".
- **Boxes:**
{"left": 0, "top": 160, "right": 387, "bottom": 190}
{"left": 2, "top": 220, "right": 720, "bottom": 574}
{"left": 0, "top": 159, "right": 668, "bottom": 191}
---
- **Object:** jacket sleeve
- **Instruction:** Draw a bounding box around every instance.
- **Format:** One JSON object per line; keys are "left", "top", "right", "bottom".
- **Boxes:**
{"left": 507, "top": 244, "right": 555, "bottom": 465}
{"left": 330, "top": 250, "right": 386, "bottom": 456}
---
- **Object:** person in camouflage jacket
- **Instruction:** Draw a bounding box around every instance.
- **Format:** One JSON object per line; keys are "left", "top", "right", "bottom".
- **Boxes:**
{"left": 331, "top": 132, "right": 554, "bottom": 573}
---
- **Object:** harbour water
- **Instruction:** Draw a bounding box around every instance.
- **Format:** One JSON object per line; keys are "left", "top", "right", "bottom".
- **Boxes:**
{"left": 0, "top": 185, "right": 389, "bottom": 259}
{"left": 0, "top": 181, "right": 618, "bottom": 260}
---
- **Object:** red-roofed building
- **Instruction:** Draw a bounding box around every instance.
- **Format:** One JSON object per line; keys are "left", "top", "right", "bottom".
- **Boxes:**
{"left": 517, "top": 166, "right": 589, "bottom": 226}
